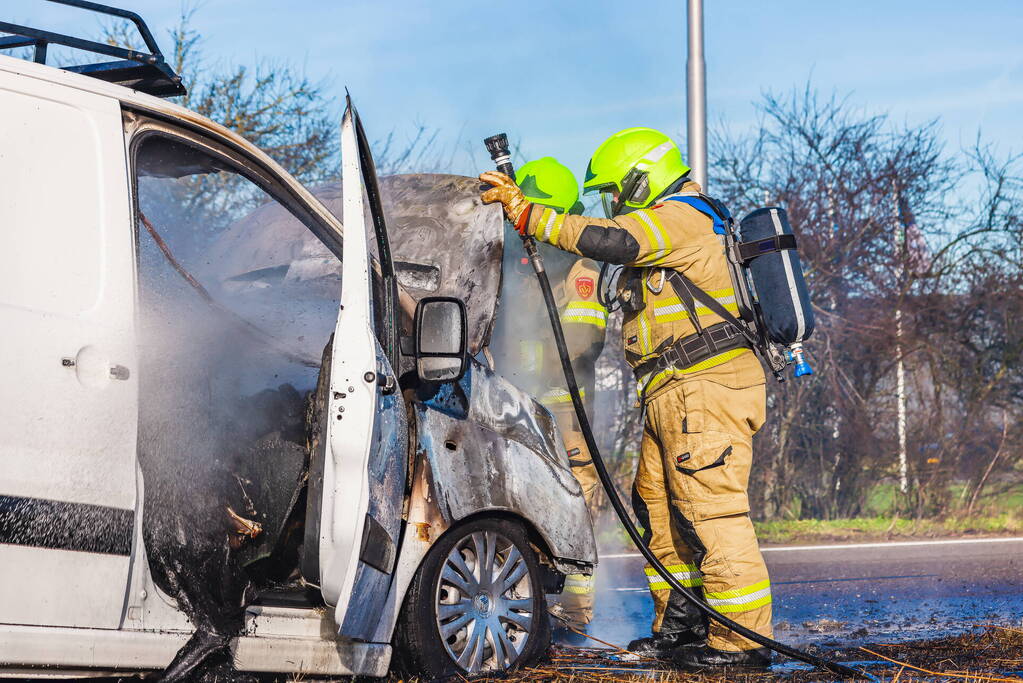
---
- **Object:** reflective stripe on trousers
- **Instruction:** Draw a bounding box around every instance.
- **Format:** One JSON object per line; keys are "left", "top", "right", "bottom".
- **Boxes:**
{"left": 704, "top": 579, "right": 772, "bottom": 614}
{"left": 645, "top": 563, "right": 703, "bottom": 591}
{"left": 540, "top": 387, "right": 585, "bottom": 406}
{"left": 564, "top": 573, "right": 595, "bottom": 595}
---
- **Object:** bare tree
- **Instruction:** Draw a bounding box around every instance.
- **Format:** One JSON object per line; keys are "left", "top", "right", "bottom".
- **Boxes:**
{"left": 712, "top": 84, "right": 1021, "bottom": 520}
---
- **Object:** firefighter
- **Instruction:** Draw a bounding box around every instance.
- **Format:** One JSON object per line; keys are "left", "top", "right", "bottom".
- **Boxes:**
{"left": 481, "top": 129, "right": 772, "bottom": 670}
{"left": 490, "top": 157, "right": 606, "bottom": 634}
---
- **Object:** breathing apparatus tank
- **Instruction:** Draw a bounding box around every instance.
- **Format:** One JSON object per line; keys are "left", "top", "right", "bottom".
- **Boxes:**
{"left": 736, "top": 206, "right": 815, "bottom": 377}
{"left": 659, "top": 193, "right": 815, "bottom": 380}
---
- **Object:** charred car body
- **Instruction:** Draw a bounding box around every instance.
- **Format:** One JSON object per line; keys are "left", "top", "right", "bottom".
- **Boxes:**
{"left": 0, "top": 5, "right": 595, "bottom": 678}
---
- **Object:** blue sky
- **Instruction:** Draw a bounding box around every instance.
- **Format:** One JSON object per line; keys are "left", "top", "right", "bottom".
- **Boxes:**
{"left": 7, "top": 0, "right": 1022, "bottom": 185}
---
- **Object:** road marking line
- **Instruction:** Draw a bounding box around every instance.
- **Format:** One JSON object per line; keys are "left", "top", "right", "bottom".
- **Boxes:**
{"left": 600, "top": 536, "right": 1023, "bottom": 559}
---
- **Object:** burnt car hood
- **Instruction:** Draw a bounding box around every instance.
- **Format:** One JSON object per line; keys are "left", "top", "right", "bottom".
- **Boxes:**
{"left": 204, "top": 174, "right": 504, "bottom": 355}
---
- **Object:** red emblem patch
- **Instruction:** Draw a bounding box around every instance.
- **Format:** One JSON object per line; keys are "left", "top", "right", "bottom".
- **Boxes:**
{"left": 575, "top": 276, "right": 595, "bottom": 299}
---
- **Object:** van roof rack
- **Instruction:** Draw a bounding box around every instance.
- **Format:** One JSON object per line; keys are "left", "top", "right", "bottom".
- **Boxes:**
{"left": 0, "top": 0, "right": 186, "bottom": 98}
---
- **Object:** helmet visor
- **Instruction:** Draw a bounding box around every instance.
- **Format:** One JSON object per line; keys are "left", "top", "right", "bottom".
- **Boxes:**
{"left": 601, "top": 190, "right": 617, "bottom": 219}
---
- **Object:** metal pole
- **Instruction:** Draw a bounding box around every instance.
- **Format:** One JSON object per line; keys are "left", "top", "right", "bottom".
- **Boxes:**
{"left": 686, "top": 0, "right": 707, "bottom": 190}
{"left": 896, "top": 309, "right": 909, "bottom": 493}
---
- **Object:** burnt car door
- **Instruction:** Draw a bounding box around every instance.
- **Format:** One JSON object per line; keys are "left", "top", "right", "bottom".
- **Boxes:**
{"left": 312, "top": 101, "right": 408, "bottom": 639}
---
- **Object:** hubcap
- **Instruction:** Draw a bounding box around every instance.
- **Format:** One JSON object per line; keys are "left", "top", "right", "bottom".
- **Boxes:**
{"left": 434, "top": 530, "right": 534, "bottom": 673}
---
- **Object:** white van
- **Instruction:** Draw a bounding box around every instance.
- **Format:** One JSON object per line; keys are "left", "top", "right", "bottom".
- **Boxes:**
{"left": 0, "top": 4, "right": 595, "bottom": 678}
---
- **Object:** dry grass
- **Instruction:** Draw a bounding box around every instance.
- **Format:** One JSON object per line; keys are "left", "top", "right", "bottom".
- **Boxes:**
{"left": 387, "top": 626, "right": 1023, "bottom": 682}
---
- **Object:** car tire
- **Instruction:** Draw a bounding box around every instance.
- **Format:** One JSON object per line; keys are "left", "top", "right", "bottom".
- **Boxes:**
{"left": 394, "top": 517, "right": 551, "bottom": 677}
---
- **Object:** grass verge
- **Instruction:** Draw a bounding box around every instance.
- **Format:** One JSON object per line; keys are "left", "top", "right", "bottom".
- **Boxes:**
{"left": 594, "top": 512, "right": 1023, "bottom": 553}
{"left": 753, "top": 513, "right": 1023, "bottom": 545}
{"left": 408, "top": 626, "right": 1023, "bottom": 682}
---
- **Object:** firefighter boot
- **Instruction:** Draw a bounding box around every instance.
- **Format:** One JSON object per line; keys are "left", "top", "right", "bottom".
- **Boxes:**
{"left": 626, "top": 590, "right": 707, "bottom": 658}
{"left": 672, "top": 644, "right": 772, "bottom": 671}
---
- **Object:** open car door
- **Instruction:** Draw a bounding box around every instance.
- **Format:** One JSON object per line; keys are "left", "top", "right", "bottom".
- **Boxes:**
{"left": 314, "top": 101, "right": 408, "bottom": 639}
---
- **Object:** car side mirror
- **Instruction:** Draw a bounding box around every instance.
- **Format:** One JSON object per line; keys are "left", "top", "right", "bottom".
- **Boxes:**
{"left": 413, "top": 297, "right": 467, "bottom": 383}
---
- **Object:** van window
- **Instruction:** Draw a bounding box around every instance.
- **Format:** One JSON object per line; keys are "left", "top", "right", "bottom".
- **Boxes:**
{"left": 133, "top": 134, "right": 342, "bottom": 374}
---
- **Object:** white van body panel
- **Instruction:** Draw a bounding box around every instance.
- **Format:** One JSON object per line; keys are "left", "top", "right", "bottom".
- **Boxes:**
{"left": 0, "top": 608, "right": 391, "bottom": 677}
{"left": 0, "top": 62, "right": 136, "bottom": 629}
{"left": 0, "top": 52, "right": 596, "bottom": 677}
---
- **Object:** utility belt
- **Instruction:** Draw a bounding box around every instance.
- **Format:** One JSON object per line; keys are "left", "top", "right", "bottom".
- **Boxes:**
{"left": 632, "top": 321, "right": 751, "bottom": 382}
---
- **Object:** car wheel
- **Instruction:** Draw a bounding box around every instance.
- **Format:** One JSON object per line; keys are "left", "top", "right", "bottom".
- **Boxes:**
{"left": 394, "top": 517, "right": 550, "bottom": 677}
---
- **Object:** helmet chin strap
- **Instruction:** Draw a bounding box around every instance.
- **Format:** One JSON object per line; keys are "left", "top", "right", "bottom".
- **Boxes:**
{"left": 614, "top": 173, "right": 692, "bottom": 217}
{"left": 653, "top": 174, "right": 693, "bottom": 202}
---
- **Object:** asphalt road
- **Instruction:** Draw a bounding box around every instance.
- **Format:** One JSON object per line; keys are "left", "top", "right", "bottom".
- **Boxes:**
{"left": 581, "top": 537, "right": 1023, "bottom": 650}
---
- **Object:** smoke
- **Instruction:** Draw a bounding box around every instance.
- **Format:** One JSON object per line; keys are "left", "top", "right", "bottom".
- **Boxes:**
{"left": 489, "top": 232, "right": 655, "bottom": 646}
{"left": 133, "top": 163, "right": 337, "bottom": 677}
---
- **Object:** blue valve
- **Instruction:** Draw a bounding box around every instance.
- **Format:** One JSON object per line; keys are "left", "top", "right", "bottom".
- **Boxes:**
{"left": 786, "top": 343, "right": 814, "bottom": 378}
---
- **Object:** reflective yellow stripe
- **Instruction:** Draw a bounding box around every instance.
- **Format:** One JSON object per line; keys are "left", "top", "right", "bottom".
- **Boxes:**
{"left": 637, "top": 347, "right": 752, "bottom": 397}
{"left": 565, "top": 301, "right": 608, "bottom": 313}
{"left": 638, "top": 313, "right": 652, "bottom": 355}
{"left": 540, "top": 388, "right": 585, "bottom": 405}
{"left": 564, "top": 573, "right": 595, "bottom": 595}
{"left": 550, "top": 213, "right": 566, "bottom": 244}
{"left": 653, "top": 300, "right": 740, "bottom": 323}
{"left": 645, "top": 563, "right": 703, "bottom": 590}
{"left": 652, "top": 288, "right": 738, "bottom": 323}
{"left": 704, "top": 579, "right": 772, "bottom": 613}
{"left": 632, "top": 209, "right": 671, "bottom": 264}
{"left": 563, "top": 301, "right": 608, "bottom": 328}
{"left": 533, "top": 208, "right": 556, "bottom": 241}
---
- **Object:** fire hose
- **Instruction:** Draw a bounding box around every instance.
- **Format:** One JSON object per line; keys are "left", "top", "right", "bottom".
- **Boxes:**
{"left": 484, "top": 133, "right": 874, "bottom": 681}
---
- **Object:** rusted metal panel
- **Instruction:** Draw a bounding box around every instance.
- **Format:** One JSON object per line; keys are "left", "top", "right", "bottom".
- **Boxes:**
{"left": 310, "top": 175, "right": 504, "bottom": 354}
{"left": 412, "top": 359, "right": 597, "bottom": 567}
{"left": 378, "top": 174, "right": 504, "bottom": 354}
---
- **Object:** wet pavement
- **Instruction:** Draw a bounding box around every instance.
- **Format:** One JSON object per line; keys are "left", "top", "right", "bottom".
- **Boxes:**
{"left": 583, "top": 537, "right": 1023, "bottom": 650}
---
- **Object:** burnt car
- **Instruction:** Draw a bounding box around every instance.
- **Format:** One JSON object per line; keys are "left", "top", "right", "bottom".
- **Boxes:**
{"left": 0, "top": 4, "right": 595, "bottom": 678}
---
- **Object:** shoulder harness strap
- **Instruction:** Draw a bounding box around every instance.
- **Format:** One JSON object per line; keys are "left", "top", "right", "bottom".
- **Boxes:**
{"left": 661, "top": 194, "right": 727, "bottom": 235}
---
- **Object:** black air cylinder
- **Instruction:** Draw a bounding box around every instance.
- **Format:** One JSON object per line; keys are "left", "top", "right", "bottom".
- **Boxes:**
{"left": 738, "top": 207, "right": 814, "bottom": 345}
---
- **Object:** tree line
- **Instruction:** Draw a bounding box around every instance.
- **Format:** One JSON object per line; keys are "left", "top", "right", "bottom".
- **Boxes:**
{"left": 106, "top": 12, "right": 1022, "bottom": 522}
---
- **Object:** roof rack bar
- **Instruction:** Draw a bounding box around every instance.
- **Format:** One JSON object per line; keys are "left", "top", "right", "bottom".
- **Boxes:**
{"left": 0, "top": 1, "right": 185, "bottom": 97}
{"left": 46, "top": 0, "right": 164, "bottom": 60}
{"left": 0, "top": 35, "right": 37, "bottom": 49}
{"left": 0, "top": 21, "right": 160, "bottom": 66}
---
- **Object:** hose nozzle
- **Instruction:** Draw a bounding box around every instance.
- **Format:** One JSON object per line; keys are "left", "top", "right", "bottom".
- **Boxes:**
{"left": 484, "top": 133, "right": 514, "bottom": 177}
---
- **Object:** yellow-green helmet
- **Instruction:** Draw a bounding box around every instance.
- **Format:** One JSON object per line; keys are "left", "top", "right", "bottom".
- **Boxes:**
{"left": 583, "top": 127, "right": 691, "bottom": 217}
{"left": 516, "top": 157, "right": 584, "bottom": 215}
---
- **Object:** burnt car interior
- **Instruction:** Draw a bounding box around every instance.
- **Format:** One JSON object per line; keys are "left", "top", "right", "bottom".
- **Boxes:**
{"left": 131, "top": 133, "right": 360, "bottom": 671}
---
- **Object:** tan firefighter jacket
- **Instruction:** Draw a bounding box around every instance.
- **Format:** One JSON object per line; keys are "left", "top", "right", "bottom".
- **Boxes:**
{"left": 523, "top": 180, "right": 760, "bottom": 398}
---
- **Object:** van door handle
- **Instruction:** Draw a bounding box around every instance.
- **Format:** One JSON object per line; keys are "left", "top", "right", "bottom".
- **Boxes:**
{"left": 109, "top": 365, "right": 131, "bottom": 381}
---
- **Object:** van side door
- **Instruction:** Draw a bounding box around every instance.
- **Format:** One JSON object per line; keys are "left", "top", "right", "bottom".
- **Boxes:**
{"left": 0, "top": 72, "right": 137, "bottom": 628}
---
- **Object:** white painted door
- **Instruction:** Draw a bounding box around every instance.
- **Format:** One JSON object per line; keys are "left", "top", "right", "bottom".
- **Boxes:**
{"left": 316, "top": 102, "right": 409, "bottom": 639}
{"left": 0, "top": 70, "right": 137, "bottom": 627}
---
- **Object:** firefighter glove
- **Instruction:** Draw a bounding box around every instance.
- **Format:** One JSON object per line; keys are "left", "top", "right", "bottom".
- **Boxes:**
{"left": 480, "top": 171, "right": 532, "bottom": 234}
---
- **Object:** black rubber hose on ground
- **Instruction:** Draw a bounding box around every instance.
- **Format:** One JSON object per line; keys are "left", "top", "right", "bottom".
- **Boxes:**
{"left": 483, "top": 135, "right": 874, "bottom": 681}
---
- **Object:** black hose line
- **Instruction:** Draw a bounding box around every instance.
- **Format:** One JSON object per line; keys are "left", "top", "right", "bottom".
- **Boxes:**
{"left": 484, "top": 135, "right": 873, "bottom": 681}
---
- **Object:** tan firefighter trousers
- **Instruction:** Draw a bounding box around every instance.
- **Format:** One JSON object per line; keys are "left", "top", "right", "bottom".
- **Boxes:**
{"left": 634, "top": 370, "right": 771, "bottom": 651}
{"left": 549, "top": 401, "right": 600, "bottom": 627}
